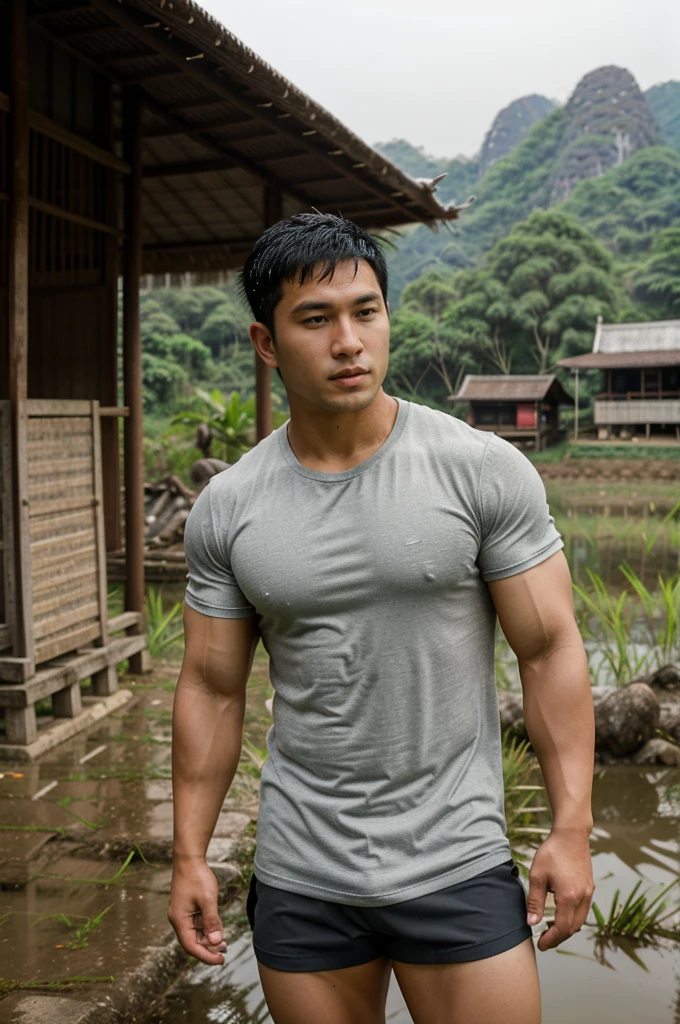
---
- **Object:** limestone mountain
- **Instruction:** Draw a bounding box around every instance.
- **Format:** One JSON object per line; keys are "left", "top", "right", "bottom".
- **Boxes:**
{"left": 479, "top": 94, "right": 556, "bottom": 174}
{"left": 551, "top": 66, "right": 660, "bottom": 202}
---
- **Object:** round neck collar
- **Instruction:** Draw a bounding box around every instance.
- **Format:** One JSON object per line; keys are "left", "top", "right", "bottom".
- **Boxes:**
{"left": 276, "top": 397, "right": 410, "bottom": 482}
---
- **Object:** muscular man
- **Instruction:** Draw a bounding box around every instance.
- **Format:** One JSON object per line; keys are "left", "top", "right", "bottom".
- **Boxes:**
{"left": 168, "top": 214, "right": 595, "bottom": 1024}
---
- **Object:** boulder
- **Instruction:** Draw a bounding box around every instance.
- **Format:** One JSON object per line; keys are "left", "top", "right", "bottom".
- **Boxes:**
{"left": 594, "top": 682, "right": 659, "bottom": 757}
{"left": 497, "top": 691, "right": 527, "bottom": 739}
{"left": 632, "top": 739, "right": 680, "bottom": 767}
{"left": 648, "top": 664, "right": 680, "bottom": 692}
{"left": 659, "top": 702, "right": 680, "bottom": 743}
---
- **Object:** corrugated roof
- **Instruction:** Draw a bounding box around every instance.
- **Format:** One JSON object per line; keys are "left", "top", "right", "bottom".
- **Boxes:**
{"left": 28, "top": 0, "right": 466, "bottom": 275}
{"left": 452, "top": 375, "right": 574, "bottom": 403}
{"left": 593, "top": 318, "right": 680, "bottom": 354}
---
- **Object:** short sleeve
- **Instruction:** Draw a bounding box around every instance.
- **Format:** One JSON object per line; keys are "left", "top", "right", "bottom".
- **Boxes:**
{"left": 476, "top": 434, "right": 563, "bottom": 582}
{"left": 183, "top": 482, "right": 254, "bottom": 619}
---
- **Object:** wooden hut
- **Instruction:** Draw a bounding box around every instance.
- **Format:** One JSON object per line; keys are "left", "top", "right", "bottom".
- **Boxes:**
{"left": 0, "top": 0, "right": 460, "bottom": 752}
{"left": 451, "top": 374, "right": 573, "bottom": 451}
{"left": 558, "top": 317, "right": 680, "bottom": 440}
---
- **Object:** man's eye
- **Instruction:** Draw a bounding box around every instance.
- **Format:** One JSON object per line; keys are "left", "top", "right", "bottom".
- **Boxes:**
{"left": 357, "top": 308, "right": 377, "bottom": 318}
{"left": 304, "top": 316, "right": 327, "bottom": 324}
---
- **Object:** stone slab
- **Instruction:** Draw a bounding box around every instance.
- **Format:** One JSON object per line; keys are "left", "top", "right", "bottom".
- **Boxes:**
{"left": 212, "top": 811, "right": 251, "bottom": 838}
{"left": 206, "top": 837, "right": 238, "bottom": 862}
{"left": 0, "top": 830, "right": 55, "bottom": 885}
{"left": 0, "top": 994, "right": 91, "bottom": 1024}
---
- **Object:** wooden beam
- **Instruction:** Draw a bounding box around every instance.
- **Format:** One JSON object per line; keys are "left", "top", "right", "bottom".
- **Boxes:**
{"left": 28, "top": 197, "right": 121, "bottom": 236}
{"left": 255, "top": 184, "right": 282, "bottom": 443}
{"left": 122, "top": 88, "right": 146, "bottom": 673}
{"left": 8, "top": 0, "right": 34, "bottom": 666}
{"left": 0, "top": 94, "right": 128, "bottom": 175}
{"left": 29, "top": 107, "right": 130, "bottom": 174}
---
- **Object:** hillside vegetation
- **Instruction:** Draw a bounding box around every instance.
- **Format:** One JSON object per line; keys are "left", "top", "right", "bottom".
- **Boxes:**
{"left": 139, "top": 66, "right": 680, "bottom": 477}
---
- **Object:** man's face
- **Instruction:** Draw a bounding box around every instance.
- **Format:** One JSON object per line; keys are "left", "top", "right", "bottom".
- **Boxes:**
{"left": 267, "top": 259, "right": 390, "bottom": 415}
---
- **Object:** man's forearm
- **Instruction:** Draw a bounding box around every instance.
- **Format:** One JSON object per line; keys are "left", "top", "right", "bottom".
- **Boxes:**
{"left": 519, "top": 636, "right": 595, "bottom": 831}
{"left": 172, "top": 679, "right": 246, "bottom": 861}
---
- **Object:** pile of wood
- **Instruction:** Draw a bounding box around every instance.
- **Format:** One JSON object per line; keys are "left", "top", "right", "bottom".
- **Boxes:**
{"left": 107, "top": 460, "right": 229, "bottom": 582}
{"left": 145, "top": 475, "right": 196, "bottom": 548}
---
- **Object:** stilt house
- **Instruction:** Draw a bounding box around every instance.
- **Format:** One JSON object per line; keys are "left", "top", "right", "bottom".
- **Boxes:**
{"left": 451, "top": 374, "right": 573, "bottom": 451}
{"left": 0, "top": 0, "right": 459, "bottom": 751}
{"left": 558, "top": 318, "right": 680, "bottom": 440}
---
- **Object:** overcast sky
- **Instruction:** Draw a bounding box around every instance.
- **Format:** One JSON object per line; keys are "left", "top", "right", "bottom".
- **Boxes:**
{"left": 199, "top": 0, "right": 679, "bottom": 157}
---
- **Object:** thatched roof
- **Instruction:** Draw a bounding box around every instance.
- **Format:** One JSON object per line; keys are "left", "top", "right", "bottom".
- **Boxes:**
{"left": 452, "top": 375, "right": 574, "bottom": 404}
{"left": 557, "top": 318, "right": 680, "bottom": 370}
{"left": 29, "top": 0, "right": 464, "bottom": 276}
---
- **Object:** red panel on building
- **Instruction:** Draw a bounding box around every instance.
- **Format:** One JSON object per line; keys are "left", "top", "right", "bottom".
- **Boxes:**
{"left": 516, "top": 403, "right": 536, "bottom": 428}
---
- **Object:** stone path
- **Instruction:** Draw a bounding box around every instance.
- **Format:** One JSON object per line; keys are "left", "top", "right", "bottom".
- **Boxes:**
{"left": 0, "top": 657, "right": 268, "bottom": 1024}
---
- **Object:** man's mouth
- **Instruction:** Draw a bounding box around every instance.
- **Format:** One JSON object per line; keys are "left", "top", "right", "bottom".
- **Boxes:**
{"left": 330, "top": 368, "right": 369, "bottom": 382}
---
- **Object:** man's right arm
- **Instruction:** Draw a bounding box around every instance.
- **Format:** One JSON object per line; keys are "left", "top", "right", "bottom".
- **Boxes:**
{"left": 168, "top": 604, "right": 257, "bottom": 964}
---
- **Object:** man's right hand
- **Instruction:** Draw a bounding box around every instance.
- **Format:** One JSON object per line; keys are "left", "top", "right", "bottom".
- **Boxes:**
{"left": 168, "top": 859, "right": 227, "bottom": 965}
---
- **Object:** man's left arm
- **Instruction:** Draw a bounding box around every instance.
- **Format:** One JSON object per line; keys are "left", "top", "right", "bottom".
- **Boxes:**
{"left": 487, "top": 548, "right": 595, "bottom": 952}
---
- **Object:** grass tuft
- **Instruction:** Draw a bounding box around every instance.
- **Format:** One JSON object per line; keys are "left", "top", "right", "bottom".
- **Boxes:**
{"left": 590, "top": 878, "right": 680, "bottom": 940}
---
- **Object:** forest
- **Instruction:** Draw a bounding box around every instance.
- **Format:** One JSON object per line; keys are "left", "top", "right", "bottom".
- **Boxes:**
{"left": 139, "top": 68, "right": 680, "bottom": 474}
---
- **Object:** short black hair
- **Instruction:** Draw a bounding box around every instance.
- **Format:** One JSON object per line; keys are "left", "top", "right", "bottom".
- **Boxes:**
{"left": 241, "top": 213, "right": 388, "bottom": 331}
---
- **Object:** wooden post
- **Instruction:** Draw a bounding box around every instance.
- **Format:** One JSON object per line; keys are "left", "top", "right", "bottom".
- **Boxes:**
{"left": 122, "top": 89, "right": 146, "bottom": 673}
{"left": 534, "top": 401, "right": 540, "bottom": 452}
{"left": 255, "top": 184, "right": 283, "bottom": 442}
{"left": 7, "top": 0, "right": 34, "bottom": 667}
{"left": 101, "top": 78, "right": 122, "bottom": 552}
{"left": 574, "top": 369, "right": 579, "bottom": 442}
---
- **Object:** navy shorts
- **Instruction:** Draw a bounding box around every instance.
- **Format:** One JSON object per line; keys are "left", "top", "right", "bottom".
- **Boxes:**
{"left": 246, "top": 859, "right": 533, "bottom": 972}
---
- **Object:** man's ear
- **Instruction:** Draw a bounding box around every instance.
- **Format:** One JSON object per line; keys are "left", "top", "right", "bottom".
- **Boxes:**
{"left": 249, "top": 322, "right": 278, "bottom": 368}
{"left": 386, "top": 300, "right": 391, "bottom": 319}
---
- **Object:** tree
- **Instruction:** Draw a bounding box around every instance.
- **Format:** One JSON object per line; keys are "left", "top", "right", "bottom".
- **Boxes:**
{"left": 634, "top": 227, "right": 680, "bottom": 316}
{"left": 387, "top": 210, "right": 623, "bottom": 405}
{"left": 172, "top": 389, "right": 256, "bottom": 462}
{"left": 458, "top": 210, "right": 620, "bottom": 372}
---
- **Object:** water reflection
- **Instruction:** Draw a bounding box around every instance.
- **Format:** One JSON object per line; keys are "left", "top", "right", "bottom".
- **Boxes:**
{"left": 545, "top": 481, "right": 680, "bottom": 589}
{"left": 152, "top": 766, "right": 680, "bottom": 1024}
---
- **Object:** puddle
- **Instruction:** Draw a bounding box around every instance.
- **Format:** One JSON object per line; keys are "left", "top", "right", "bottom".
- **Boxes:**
{"left": 149, "top": 766, "right": 680, "bottom": 1024}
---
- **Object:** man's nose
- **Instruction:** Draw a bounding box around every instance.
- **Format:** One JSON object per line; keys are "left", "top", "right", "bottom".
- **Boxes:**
{"left": 330, "top": 315, "right": 363, "bottom": 358}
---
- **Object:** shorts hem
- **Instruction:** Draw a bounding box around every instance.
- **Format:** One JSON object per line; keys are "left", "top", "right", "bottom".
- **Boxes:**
{"left": 389, "top": 924, "right": 533, "bottom": 965}
{"left": 253, "top": 942, "right": 384, "bottom": 973}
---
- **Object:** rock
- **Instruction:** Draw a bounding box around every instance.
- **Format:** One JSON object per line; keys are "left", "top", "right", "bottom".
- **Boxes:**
{"left": 591, "top": 686, "right": 618, "bottom": 707}
{"left": 594, "top": 682, "right": 659, "bottom": 757}
{"left": 659, "top": 703, "right": 680, "bottom": 743}
{"left": 632, "top": 738, "right": 680, "bottom": 767}
{"left": 648, "top": 664, "right": 680, "bottom": 691}
{"left": 497, "top": 691, "right": 527, "bottom": 739}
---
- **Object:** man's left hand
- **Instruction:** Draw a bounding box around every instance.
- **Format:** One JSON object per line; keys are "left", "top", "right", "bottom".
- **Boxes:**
{"left": 526, "top": 827, "right": 595, "bottom": 951}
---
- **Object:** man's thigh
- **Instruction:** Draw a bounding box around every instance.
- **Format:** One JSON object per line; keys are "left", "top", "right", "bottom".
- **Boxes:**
{"left": 258, "top": 957, "right": 392, "bottom": 1024}
{"left": 393, "top": 938, "right": 541, "bottom": 1024}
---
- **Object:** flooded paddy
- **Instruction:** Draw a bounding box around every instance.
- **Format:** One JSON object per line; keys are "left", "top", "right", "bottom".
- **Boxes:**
{"left": 148, "top": 766, "right": 680, "bottom": 1024}
{"left": 145, "top": 479, "right": 680, "bottom": 1024}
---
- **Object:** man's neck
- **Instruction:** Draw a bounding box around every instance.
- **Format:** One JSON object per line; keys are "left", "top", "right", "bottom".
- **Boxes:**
{"left": 286, "top": 390, "right": 399, "bottom": 473}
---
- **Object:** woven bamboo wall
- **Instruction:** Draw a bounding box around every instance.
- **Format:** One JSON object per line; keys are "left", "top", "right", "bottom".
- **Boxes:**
{"left": 27, "top": 400, "right": 108, "bottom": 664}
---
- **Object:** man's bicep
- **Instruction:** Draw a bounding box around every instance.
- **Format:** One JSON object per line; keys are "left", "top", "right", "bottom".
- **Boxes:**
{"left": 181, "top": 604, "right": 257, "bottom": 698}
{"left": 487, "top": 550, "right": 579, "bottom": 664}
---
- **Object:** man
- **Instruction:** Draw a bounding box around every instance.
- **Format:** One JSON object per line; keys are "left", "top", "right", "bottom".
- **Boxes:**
{"left": 169, "top": 214, "right": 595, "bottom": 1024}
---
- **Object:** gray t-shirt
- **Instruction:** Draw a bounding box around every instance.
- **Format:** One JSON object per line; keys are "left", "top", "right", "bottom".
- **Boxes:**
{"left": 184, "top": 399, "right": 563, "bottom": 906}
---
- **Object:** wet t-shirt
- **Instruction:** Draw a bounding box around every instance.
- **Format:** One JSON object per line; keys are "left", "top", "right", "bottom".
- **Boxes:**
{"left": 183, "top": 399, "right": 563, "bottom": 906}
